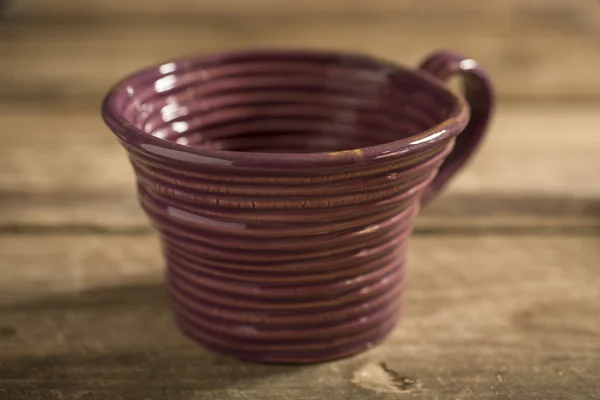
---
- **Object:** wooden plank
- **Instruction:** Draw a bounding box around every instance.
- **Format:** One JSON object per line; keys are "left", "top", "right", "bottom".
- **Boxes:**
{"left": 9, "top": 0, "right": 599, "bottom": 19}
{"left": 1, "top": 234, "right": 599, "bottom": 398}
{"left": 2, "top": 0, "right": 600, "bottom": 101}
{"left": 1, "top": 105, "right": 599, "bottom": 232}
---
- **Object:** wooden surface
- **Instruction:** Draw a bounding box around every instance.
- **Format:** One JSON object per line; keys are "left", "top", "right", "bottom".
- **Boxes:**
{"left": 1, "top": 0, "right": 600, "bottom": 398}
{"left": 1, "top": 235, "right": 599, "bottom": 399}
{"left": 2, "top": 0, "right": 600, "bottom": 101}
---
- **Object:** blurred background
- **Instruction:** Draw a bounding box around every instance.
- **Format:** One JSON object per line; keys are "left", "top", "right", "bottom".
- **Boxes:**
{"left": 1, "top": 0, "right": 599, "bottom": 105}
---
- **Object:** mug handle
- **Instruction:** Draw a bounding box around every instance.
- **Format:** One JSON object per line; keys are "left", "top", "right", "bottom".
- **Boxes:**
{"left": 417, "top": 50, "right": 495, "bottom": 205}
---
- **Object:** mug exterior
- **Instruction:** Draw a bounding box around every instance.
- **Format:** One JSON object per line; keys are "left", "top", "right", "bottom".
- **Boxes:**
{"left": 101, "top": 49, "right": 489, "bottom": 364}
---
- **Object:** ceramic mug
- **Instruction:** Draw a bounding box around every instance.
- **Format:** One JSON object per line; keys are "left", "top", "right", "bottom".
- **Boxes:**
{"left": 101, "top": 49, "right": 494, "bottom": 364}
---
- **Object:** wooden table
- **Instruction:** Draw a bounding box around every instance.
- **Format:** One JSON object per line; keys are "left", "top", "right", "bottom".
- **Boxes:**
{"left": 1, "top": 1, "right": 599, "bottom": 398}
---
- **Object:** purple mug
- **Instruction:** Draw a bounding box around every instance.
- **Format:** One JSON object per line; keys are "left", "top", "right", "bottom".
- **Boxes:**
{"left": 101, "top": 49, "right": 493, "bottom": 364}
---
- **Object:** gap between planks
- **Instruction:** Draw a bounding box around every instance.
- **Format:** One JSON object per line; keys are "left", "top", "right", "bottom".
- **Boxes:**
{"left": 8, "top": 0, "right": 599, "bottom": 19}
{"left": 0, "top": 195, "right": 599, "bottom": 237}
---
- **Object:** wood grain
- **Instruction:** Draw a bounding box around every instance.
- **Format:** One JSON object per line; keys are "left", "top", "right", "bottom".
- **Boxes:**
{"left": 0, "top": 234, "right": 598, "bottom": 399}
{"left": 9, "top": 0, "right": 600, "bottom": 19}
{"left": 1, "top": 105, "right": 599, "bottom": 232}
{"left": 2, "top": 0, "right": 600, "bottom": 101}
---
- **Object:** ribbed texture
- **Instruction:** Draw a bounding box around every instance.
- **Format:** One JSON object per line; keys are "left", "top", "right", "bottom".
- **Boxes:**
{"left": 102, "top": 50, "right": 468, "bottom": 363}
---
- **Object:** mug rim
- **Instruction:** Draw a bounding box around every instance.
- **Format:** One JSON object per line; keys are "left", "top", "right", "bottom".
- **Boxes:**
{"left": 101, "top": 48, "right": 470, "bottom": 168}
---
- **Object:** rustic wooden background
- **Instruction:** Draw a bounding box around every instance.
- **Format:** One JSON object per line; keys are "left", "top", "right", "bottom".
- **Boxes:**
{"left": 4, "top": 0, "right": 600, "bottom": 102}
{"left": 1, "top": 0, "right": 599, "bottom": 398}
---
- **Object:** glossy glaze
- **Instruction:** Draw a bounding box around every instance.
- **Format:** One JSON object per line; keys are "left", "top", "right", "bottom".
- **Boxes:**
{"left": 102, "top": 49, "right": 494, "bottom": 363}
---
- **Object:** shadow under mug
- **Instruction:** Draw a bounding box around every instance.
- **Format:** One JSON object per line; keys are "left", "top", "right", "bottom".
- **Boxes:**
{"left": 101, "top": 49, "right": 494, "bottom": 364}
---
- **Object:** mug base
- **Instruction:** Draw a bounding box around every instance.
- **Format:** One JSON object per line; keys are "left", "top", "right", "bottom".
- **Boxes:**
{"left": 172, "top": 311, "right": 402, "bottom": 364}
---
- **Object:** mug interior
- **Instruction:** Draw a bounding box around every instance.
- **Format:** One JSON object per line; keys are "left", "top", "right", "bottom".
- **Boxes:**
{"left": 106, "top": 50, "right": 460, "bottom": 155}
